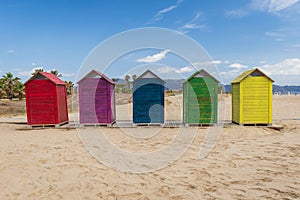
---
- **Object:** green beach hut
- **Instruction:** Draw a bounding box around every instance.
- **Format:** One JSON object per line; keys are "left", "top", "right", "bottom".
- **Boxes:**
{"left": 183, "top": 69, "right": 219, "bottom": 125}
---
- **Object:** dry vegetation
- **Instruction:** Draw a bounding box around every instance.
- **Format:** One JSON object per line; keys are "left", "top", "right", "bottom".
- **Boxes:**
{"left": 0, "top": 99, "right": 26, "bottom": 117}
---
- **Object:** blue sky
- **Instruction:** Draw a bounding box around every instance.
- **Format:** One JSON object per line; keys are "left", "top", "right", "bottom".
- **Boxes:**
{"left": 1, "top": 0, "right": 300, "bottom": 85}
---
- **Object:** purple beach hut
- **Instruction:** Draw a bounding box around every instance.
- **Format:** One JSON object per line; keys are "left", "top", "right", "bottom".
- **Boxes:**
{"left": 77, "top": 70, "right": 116, "bottom": 125}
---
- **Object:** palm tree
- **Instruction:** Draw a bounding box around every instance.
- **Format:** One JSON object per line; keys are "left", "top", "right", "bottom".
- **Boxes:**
{"left": 0, "top": 80, "right": 5, "bottom": 99}
{"left": 14, "top": 81, "right": 25, "bottom": 100}
{"left": 132, "top": 74, "right": 137, "bottom": 81}
{"left": 1, "top": 72, "right": 20, "bottom": 100}
{"left": 65, "top": 81, "right": 74, "bottom": 95}
{"left": 125, "top": 75, "right": 131, "bottom": 89}
{"left": 50, "top": 70, "right": 62, "bottom": 77}
{"left": 31, "top": 68, "right": 44, "bottom": 76}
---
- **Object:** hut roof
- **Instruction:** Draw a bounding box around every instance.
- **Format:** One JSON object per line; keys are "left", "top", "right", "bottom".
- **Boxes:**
{"left": 185, "top": 69, "right": 219, "bottom": 83}
{"left": 25, "top": 72, "right": 66, "bottom": 85}
{"left": 135, "top": 70, "right": 165, "bottom": 83}
{"left": 77, "top": 70, "right": 115, "bottom": 85}
{"left": 231, "top": 68, "right": 274, "bottom": 84}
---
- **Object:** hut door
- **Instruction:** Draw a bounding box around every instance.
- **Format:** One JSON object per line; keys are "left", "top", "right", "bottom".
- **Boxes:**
{"left": 95, "top": 80, "right": 108, "bottom": 123}
{"left": 133, "top": 83, "right": 164, "bottom": 123}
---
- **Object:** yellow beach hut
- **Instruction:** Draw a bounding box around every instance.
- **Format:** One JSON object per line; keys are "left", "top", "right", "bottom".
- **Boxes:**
{"left": 231, "top": 68, "right": 274, "bottom": 125}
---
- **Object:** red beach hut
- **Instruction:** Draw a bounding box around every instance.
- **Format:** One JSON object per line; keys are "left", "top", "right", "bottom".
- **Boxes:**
{"left": 77, "top": 70, "right": 116, "bottom": 125}
{"left": 25, "top": 72, "right": 69, "bottom": 126}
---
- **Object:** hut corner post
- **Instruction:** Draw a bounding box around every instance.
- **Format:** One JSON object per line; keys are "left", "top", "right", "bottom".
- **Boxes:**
{"left": 239, "top": 82, "right": 243, "bottom": 124}
{"left": 269, "top": 82, "right": 273, "bottom": 124}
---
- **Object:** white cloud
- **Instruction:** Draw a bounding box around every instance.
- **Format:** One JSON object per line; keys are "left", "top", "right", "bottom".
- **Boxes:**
{"left": 225, "top": 9, "right": 248, "bottom": 18}
{"left": 219, "top": 62, "right": 249, "bottom": 83}
{"left": 265, "top": 31, "right": 286, "bottom": 42}
{"left": 157, "top": 5, "right": 177, "bottom": 15}
{"left": 269, "top": 0, "right": 299, "bottom": 12}
{"left": 228, "top": 63, "right": 248, "bottom": 69}
{"left": 251, "top": 0, "right": 299, "bottom": 13}
{"left": 136, "top": 50, "right": 170, "bottom": 63}
{"left": 62, "top": 73, "right": 75, "bottom": 77}
{"left": 211, "top": 60, "right": 222, "bottom": 64}
{"left": 189, "top": 12, "right": 202, "bottom": 22}
{"left": 7, "top": 50, "right": 15, "bottom": 53}
{"left": 290, "top": 44, "right": 300, "bottom": 48}
{"left": 156, "top": 60, "right": 221, "bottom": 75}
{"left": 265, "top": 31, "right": 285, "bottom": 37}
{"left": 181, "top": 23, "right": 206, "bottom": 30}
{"left": 259, "top": 58, "right": 300, "bottom": 75}
{"left": 220, "top": 69, "right": 239, "bottom": 75}
{"left": 156, "top": 65, "right": 194, "bottom": 74}
{"left": 176, "top": 66, "right": 194, "bottom": 73}
{"left": 18, "top": 67, "right": 44, "bottom": 77}
{"left": 220, "top": 58, "right": 300, "bottom": 85}
{"left": 31, "top": 67, "right": 44, "bottom": 73}
{"left": 156, "top": 60, "right": 222, "bottom": 75}
{"left": 157, "top": 66, "right": 173, "bottom": 74}
{"left": 182, "top": 23, "right": 199, "bottom": 29}
{"left": 18, "top": 71, "right": 32, "bottom": 76}
{"left": 180, "top": 12, "right": 205, "bottom": 33}
{"left": 220, "top": 69, "right": 241, "bottom": 81}
{"left": 258, "top": 58, "right": 300, "bottom": 85}
{"left": 18, "top": 67, "right": 75, "bottom": 79}
{"left": 152, "top": 0, "right": 183, "bottom": 22}
{"left": 191, "top": 60, "right": 222, "bottom": 66}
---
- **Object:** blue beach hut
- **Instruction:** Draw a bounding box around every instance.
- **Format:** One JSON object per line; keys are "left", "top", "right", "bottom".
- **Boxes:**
{"left": 133, "top": 70, "right": 165, "bottom": 124}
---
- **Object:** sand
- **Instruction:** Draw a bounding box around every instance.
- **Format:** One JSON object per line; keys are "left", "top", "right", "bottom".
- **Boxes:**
{"left": 0, "top": 95, "right": 299, "bottom": 199}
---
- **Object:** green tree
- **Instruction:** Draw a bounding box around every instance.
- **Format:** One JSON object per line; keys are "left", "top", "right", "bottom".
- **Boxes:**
{"left": 65, "top": 81, "right": 74, "bottom": 95}
{"left": 125, "top": 75, "right": 131, "bottom": 90}
{"left": 132, "top": 74, "right": 137, "bottom": 81}
{"left": 14, "top": 81, "right": 25, "bottom": 100}
{"left": 31, "top": 68, "right": 44, "bottom": 76}
{"left": 50, "top": 69, "right": 62, "bottom": 77}
{"left": 0, "top": 80, "right": 5, "bottom": 99}
{"left": 1, "top": 72, "right": 21, "bottom": 100}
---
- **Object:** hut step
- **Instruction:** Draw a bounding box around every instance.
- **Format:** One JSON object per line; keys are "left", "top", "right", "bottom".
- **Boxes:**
{"left": 267, "top": 124, "right": 284, "bottom": 131}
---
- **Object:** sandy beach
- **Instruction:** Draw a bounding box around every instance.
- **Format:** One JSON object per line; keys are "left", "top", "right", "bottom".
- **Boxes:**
{"left": 0, "top": 95, "right": 299, "bottom": 199}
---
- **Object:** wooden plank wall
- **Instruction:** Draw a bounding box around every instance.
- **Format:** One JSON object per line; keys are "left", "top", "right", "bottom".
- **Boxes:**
{"left": 232, "top": 83, "right": 240, "bottom": 123}
{"left": 110, "top": 84, "right": 116, "bottom": 122}
{"left": 79, "top": 78, "right": 113, "bottom": 124}
{"left": 25, "top": 80, "right": 57, "bottom": 125}
{"left": 56, "top": 85, "right": 69, "bottom": 124}
{"left": 133, "top": 78, "right": 164, "bottom": 123}
{"left": 241, "top": 76, "right": 271, "bottom": 124}
{"left": 184, "top": 77, "right": 218, "bottom": 124}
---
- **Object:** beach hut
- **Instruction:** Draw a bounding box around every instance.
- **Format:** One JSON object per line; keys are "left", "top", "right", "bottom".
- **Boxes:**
{"left": 133, "top": 70, "right": 165, "bottom": 124}
{"left": 25, "top": 72, "right": 68, "bottom": 126}
{"left": 77, "top": 70, "right": 116, "bottom": 125}
{"left": 231, "top": 68, "right": 274, "bottom": 125}
{"left": 183, "top": 69, "right": 219, "bottom": 124}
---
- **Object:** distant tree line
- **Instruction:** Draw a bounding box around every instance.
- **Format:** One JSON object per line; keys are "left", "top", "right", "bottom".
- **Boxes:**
{"left": 113, "top": 74, "right": 137, "bottom": 93}
{"left": 0, "top": 69, "right": 74, "bottom": 100}
{"left": 0, "top": 72, "right": 23, "bottom": 100}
